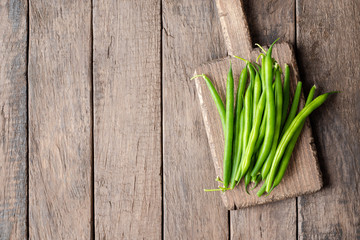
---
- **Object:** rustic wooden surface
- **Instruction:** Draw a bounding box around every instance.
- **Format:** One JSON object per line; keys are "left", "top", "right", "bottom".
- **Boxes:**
{"left": 195, "top": 0, "right": 321, "bottom": 209}
{"left": 296, "top": 0, "right": 360, "bottom": 239}
{"left": 162, "top": 0, "right": 229, "bottom": 239}
{"left": 0, "top": 0, "right": 358, "bottom": 239}
{"left": 28, "top": 0, "right": 92, "bottom": 239}
{"left": 93, "top": 1, "right": 162, "bottom": 239}
{"left": 0, "top": 1, "right": 28, "bottom": 239}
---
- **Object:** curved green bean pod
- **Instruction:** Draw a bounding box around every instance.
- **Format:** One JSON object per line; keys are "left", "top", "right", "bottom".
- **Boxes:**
{"left": 281, "top": 64, "right": 290, "bottom": 128}
{"left": 281, "top": 82, "right": 302, "bottom": 135}
{"left": 191, "top": 74, "right": 226, "bottom": 131}
{"left": 265, "top": 92, "right": 333, "bottom": 192}
{"left": 223, "top": 64, "right": 234, "bottom": 188}
{"left": 267, "top": 85, "right": 316, "bottom": 194}
{"left": 261, "top": 68, "right": 283, "bottom": 179}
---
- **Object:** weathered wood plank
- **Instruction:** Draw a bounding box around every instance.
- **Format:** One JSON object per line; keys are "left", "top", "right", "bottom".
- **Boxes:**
{"left": 28, "top": 1, "right": 92, "bottom": 239}
{"left": 162, "top": 0, "right": 229, "bottom": 239}
{"left": 0, "top": 1, "right": 28, "bottom": 239}
{"left": 297, "top": 0, "right": 360, "bottom": 239}
{"left": 93, "top": 1, "right": 162, "bottom": 239}
{"left": 232, "top": 200, "right": 296, "bottom": 239}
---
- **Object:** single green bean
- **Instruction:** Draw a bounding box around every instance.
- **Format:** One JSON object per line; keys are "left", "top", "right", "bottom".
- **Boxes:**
{"left": 257, "top": 181, "right": 267, "bottom": 197}
{"left": 248, "top": 64, "right": 256, "bottom": 91}
{"left": 261, "top": 56, "right": 266, "bottom": 90}
{"left": 251, "top": 175, "right": 262, "bottom": 190}
{"left": 253, "top": 72, "right": 262, "bottom": 122}
{"left": 191, "top": 74, "right": 226, "bottom": 131}
{"left": 254, "top": 108, "right": 267, "bottom": 152}
{"left": 281, "top": 64, "right": 290, "bottom": 128}
{"left": 244, "top": 157, "right": 255, "bottom": 194}
{"left": 233, "top": 66, "right": 248, "bottom": 159}
{"left": 223, "top": 64, "right": 235, "bottom": 188}
{"left": 261, "top": 68, "right": 283, "bottom": 179}
{"left": 251, "top": 39, "right": 277, "bottom": 177}
{"left": 230, "top": 108, "right": 245, "bottom": 189}
{"left": 265, "top": 92, "right": 333, "bottom": 192}
{"left": 267, "top": 85, "right": 316, "bottom": 194}
{"left": 281, "top": 82, "right": 302, "bottom": 135}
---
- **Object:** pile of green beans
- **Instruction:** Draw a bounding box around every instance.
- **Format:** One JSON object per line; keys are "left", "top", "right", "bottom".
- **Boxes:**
{"left": 195, "top": 39, "right": 334, "bottom": 196}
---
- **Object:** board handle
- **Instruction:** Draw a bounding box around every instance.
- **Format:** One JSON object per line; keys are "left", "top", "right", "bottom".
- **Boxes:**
{"left": 215, "top": 0, "right": 252, "bottom": 58}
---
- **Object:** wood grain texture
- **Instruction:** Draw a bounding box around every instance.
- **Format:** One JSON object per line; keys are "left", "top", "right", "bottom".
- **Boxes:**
{"left": 232, "top": 199, "right": 296, "bottom": 239}
{"left": 216, "top": 0, "right": 252, "bottom": 57}
{"left": 93, "top": 1, "right": 162, "bottom": 239}
{"left": 243, "top": 0, "right": 295, "bottom": 45}
{"left": 195, "top": 44, "right": 322, "bottom": 209}
{"left": 162, "top": 0, "right": 229, "bottom": 239}
{"left": 229, "top": 1, "right": 298, "bottom": 239}
{"left": 296, "top": 0, "right": 360, "bottom": 239}
{"left": 0, "top": 1, "right": 28, "bottom": 239}
{"left": 28, "top": 1, "right": 92, "bottom": 239}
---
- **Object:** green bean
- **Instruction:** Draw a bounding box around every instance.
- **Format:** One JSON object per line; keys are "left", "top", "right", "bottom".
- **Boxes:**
{"left": 234, "top": 78, "right": 253, "bottom": 181}
{"left": 281, "top": 64, "right": 290, "bottom": 128}
{"left": 191, "top": 74, "right": 226, "bottom": 131}
{"left": 254, "top": 108, "right": 267, "bottom": 152}
{"left": 261, "top": 55, "right": 266, "bottom": 90}
{"left": 281, "top": 82, "right": 302, "bottom": 135}
{"left": 250, "top": 39, "right": 278, "bottom": 177}
{"left": 253, "top": 72, "right": 262, "bottom": 122}
{"left": 256, "top": 181, "right": 267, "bottom": 197}
{"left": 248, "top": 64, "right": 256, "bottom": 91}
{"left": 265, "top": 92, "right": 333, "bottom": 192}
{"left": 230, "top": 108, "right": 245, "bottom": 189}
{"left": 251, "top": 175, "right": 262, "bottom": 190}
{"left": 233, "top": 66, "right": 248, "bottom": 159}
{"left": 244, "top": 157, "right": 255, "bottom": 194}
{"left": 261, "top": 67, "right": 283, "bottom": 179}
{"left": 267, "top": 85, "right": 316, "bottom": 194}
{"left": 223, "top": 64, "right": 234, "bottom": 188}
{"left": 237, "top": 93, "right": 266, "bottom": 180}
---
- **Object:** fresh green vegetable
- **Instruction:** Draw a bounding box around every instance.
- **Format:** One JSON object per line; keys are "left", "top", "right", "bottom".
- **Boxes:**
{"left": 230, "top": 108, "right": 245, "bottom": 189}
{"left": 265, "top": 92, "right": 334, "bottom": 192}
{"left": 267, "top": 85, "right": 317, "bottom": 194}
{"left": 281, "top": 81, "right": 302, "bottom": 135}
{"left": 261, "top": 67, "right": 283, "bottom": 179}
{"left": 233, "top": 66, "right": 248, "bottom": 162}
{"left": 250, "top": 39, "right": 278, "bottom": 177}
{"left": 223, "top": 64, "right": 235, "bottom": 188}
{"left": 199, "top": 39, "right": 334, "bottom": 196}
{"left": 237, "top": 92, "right": 265, "bottom": 180}
{"left": 253, "top": 71, "right": 262, "bottom": 122}
{"left": 191, "top": 74, "right": 225, "bottom": 131}
{"left": 281, "top": 64, "right": 290, "bottom": 128}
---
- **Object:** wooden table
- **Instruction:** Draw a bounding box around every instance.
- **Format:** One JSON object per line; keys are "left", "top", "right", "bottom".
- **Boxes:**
{"left": 0, "top": 0, "right": 358, "bottom": 239}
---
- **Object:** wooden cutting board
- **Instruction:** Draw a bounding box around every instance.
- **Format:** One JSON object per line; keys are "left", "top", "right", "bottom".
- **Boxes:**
{"left": 193, "top": 0, "right": 322, "bottom": 210}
